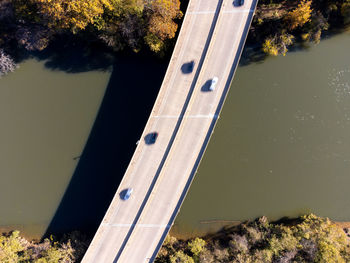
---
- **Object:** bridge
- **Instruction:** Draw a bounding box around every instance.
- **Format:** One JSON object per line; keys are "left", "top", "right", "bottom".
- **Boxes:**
{"left": 82, "top": 0, "right": 258, "bottom": 262}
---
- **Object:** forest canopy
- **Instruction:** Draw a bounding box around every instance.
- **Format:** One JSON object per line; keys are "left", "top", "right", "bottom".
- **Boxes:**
{"left": 1, "top": 0, "right": 350, "bottom": 76}
{"left": 11, "top": 0, "right": 182, "bottom": 51}
{"left": 252, "top": 0, "right": 350, "bottom": 56}
{"left": 155, "top": 214, "right": 350, "bottom": 263}
{"left": 0, "top": 0, "right": 182, "bottom": 76}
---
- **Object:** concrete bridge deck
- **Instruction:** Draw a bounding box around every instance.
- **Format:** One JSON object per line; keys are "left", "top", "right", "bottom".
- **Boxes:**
{"left": 82, "top": 0, "right": 257, "bottom": 262}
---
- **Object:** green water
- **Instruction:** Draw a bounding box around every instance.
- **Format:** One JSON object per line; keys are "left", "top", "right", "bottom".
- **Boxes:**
{"left": 0, "top": 59, "right": 110, "bottom": 238}
{"left": 173, "top": 32, "right": 350, "bottom": 237}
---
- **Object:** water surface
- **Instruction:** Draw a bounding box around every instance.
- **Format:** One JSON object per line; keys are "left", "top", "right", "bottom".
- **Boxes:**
{"left": 173, "top": 32, "right": 350, "bottom": 237}
{"left": 0, "top": 59, "right": 110, "bottom": 238}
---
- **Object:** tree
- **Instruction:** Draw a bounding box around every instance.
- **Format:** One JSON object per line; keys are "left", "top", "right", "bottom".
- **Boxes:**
{"left": 0, "top": 0, "right": 14, "bottom": 21}
{"left": 341, "top": 2, "right": 350, "bottom": 25}
{"left": 301, "top": 11, "right": 328, "bottom": 44}
{"left": 285, "top": 0, "right": 313, "bottom": 30}
{"left": 146, "top": 0, "right": 182, "bottom": 39}
{"left": 187, "top": 237, "right": 206, "bottom": 257}
{"left": 23, "top": 0, "right": 117, "bottom": 32}
{"left": 169, "top": 251, "right": 194, "bottom": 263}
{"left": 0, "top": 231, "right": 25, "bottom": 262}
{"left": 144, "top": 0, "right": 182, "bottom": 51}
{"left": 262, "top": 32, "right": 294, "bottom": 56}
{"left": 15, "top": 25, "right": 51, "bottom": 51}
{"left": 0, "top": 49, "right": 18, "bottom": 77}
{"left": 12, "top": 0, "right": 183, "bottom": 53}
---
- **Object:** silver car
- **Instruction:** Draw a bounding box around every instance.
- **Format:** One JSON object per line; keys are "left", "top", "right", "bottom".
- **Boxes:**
{"left": 209, "top": 77, "right": 218, "bottom": 91}
{"left": 123, "top": 188, "right": 133, "bottom": 200}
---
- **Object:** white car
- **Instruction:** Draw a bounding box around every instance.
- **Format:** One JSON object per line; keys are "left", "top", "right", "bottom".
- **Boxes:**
{"left": 122, "top": 188, "right": 133, "bottom": 200}
{"left": 209, "top": 77, "right": 218, "bottom": 91}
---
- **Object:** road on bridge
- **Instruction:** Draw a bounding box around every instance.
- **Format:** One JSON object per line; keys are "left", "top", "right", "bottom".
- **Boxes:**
{"left": 82, "top": 0, "right": 257, "bottom": 262}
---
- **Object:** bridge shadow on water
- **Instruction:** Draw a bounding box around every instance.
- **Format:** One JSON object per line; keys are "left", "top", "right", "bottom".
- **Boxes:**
{"left": 36, "top": 0, "right": 188, "bottom": 242}
{"left": 43, "top": 51, "right": 169, "bottom": 239}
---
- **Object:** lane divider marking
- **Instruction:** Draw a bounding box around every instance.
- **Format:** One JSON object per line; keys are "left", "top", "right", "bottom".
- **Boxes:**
{"left": 104, "top": 223, "right": 171, "bottom": 228}
{"left": 152, "top": 114, "right": 219, "bottom": 119}
{"left": 188, "top": 9, "right": 254, "bottom": 15}
{"left": 222, "top": 9, "right": 255, "bottom": 13}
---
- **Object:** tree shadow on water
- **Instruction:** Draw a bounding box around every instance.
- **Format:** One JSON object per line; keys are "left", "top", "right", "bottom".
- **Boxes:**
{"left": 238, "top": 44, "right": 268, "bottom": 67}
{"left": 31, "top": 33, "right": 116, "bottom": 73}
{"left": 43, "top": 50, "right": 169, "bottom": 239}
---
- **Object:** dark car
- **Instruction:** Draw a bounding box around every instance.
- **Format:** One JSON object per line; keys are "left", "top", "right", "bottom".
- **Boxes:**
{"left": 149, "top": 132, "right": 158, "bottom": 144}
{"left": 188, "top": 61, "right": 195, "bottom": 72}
{"left": 238, "top": 0, "right": 244, "bottom": 6}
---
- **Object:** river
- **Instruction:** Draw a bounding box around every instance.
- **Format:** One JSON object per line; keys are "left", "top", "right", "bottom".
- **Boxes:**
{"left": 0, "top": 59, "right": 110, "bottom": 238}
{"left": 0, "top": 49, "right": 168, "bottom": 239}
{"left": 172, "top": 31, "right": 350, "bottom": 238}
{"left": 0, "top": 30, "right": 349, "bottom": 241}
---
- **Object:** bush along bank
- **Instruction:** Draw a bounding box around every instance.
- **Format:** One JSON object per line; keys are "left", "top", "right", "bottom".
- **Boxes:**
{"left": 155, "top": 214, "right": 350, "bottom": 263}
{"left": 0, "top": 0, "right": 183, "bottom": 76}
{"left": 250, "top": 0, "right": 350, "bottom": 56}
{"left": 0, "top": 231, "right": 89, "bottom": 263}
{"left": 1, "top": 214, "right": 350, "bottom": 262}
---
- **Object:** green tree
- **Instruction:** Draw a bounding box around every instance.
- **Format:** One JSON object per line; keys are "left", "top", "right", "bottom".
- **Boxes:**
{"left": 187, "top": 237, "right": 206, "bottom": 257}
{"left": 0, "top": 231, "right": 27, "bottom": 262}
{"left": 170, "top": 251, "right": 194, "bottom": 263}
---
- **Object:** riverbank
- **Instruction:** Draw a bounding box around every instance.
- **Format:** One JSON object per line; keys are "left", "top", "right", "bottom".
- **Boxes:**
{"left": 0, "top": 0, "right": 183, "bottom": 76}
{"left": 1, "top": 0, "right": 349, "bottom": 77}
{"left": 250, "top": 0, "right": 350, "bottom": 56}
{"left": 0, "top": 230, "right": 89, "bottom": 262}
{"left": 2, "top": 214, "right": 348, "bottom": 262}
{"left": 156, "top": 214, "right": 350, "bottom": 263}
{"left": 171, "top": 220, "right": 350, "bottom": 241}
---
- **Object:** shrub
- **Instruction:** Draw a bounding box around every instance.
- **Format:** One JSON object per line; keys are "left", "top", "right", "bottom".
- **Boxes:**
{"left": 262, "top": 32, "right": 294, "bottom": 56}
{"left": 169, "top": 251, "right": 194, "bottom": 263}
{"left": 187, "top": 238, "right": 206, "bottom": 257}
{"left": 0, "top": 230, "right": 81, "bottom": 262}
{"left": 0, "top": 49, "right": 18, "bottom": 77}
{"left": 156, "top": 214, "right": 350, "bottom": 263}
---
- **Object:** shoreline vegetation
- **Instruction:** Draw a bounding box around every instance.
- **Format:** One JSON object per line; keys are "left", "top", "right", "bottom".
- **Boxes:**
{"left": 0, "top": 231, "right": 89, "bottom": 262}
{"left": 0, "top": 0, "right": 350, "bottom": 262}
{"left": 248, "top": 0, "right": 350, "bottom": 56}
{"left": 1, "top": 215, "right": 350, "bottom": 262}
{"left": 155, "top": 214, "right": 350, "bottom": 263}
{"left": 0, "top": 0, "right": 183, "bottom": 77}
{"left": 0, "top": 0, "right": 349, "bottom": 76}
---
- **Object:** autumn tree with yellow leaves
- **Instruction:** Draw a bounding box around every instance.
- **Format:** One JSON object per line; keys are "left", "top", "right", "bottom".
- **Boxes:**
{"left": 15, "top": 0, "right": 115, "bottom": 32}
{"left": 285, "top": 0, "right": 313, "bottom": 30}
{"left": 155, "top": 215, "right": 350, "bottom": 263}
{"left": 145, "top": 0, "right": 183, "bottom": 52}
{"left": 11, "top": 0, "right": 182, "bottom": 52}
{"left": 262, "top": 32, "right": 294, "bottom": 56}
